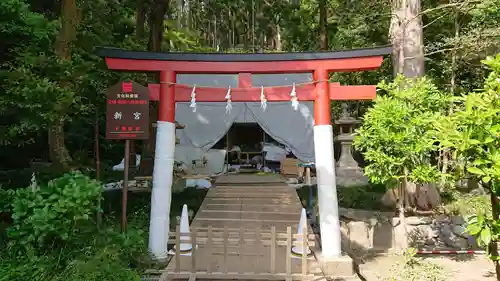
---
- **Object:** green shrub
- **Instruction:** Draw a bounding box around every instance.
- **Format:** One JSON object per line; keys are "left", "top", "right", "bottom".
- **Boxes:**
{"left": 0, "top": 186, "right": 12, "bottom": 213}
{"left": 7, "top": 171, "right": 102, "bottom": 248}
{"left": 0, "top": 227, "right": 146, "bottom": 281}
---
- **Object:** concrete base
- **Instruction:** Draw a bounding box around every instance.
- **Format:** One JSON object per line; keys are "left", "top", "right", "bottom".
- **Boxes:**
{"left": 320, "top": 255, "right": 356, "bottom": 279}
{"left": 314, "top": 247, "right": 356, "bottom": 279}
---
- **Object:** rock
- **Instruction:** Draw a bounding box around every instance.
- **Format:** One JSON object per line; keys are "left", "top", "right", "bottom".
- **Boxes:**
{"left": 339, "top": 207, "right": 385, "bottom": 222}
{"left": 393, "top": 222, "right": 408, "bottom": 250}
{"left": 471, "top": 187, "right": 487, "bottom": 195}
{"left": 439, "top": 223, "right": 453, "bottom": 237}
{"left": 372, "top": 222, "right": 395, "bottom": 250}
{"left": 451, "top": 216, "right": 465, "bottom": 225}
{"left": 340, "top": 221, "right": 351, "bottom": 249}
{"left": 380, "top": 182, "right": 441, "bottom": 210}
{"left": 407, "top": 182, "right": 442, "bottom": 210}
{"left": 443, "top": 234, "right": 468, "bottom": 249}
{"left": 456, "top": 179, "right": 469, "bottom": 191}
{"left": 348, "top": 221, "right": 371, "bottom": 250}
{"left": 435, "top": 214, "right": 450, "bottom": 223}
{"left": 380, "top": 188, "right": 404, "bottom": 208}
{"left": 452, "top": 225, "right": 467, "bottom": 238}
{"left": 408, "top": 225, "right": 435, "bottom": 246}
{"left": 406, "top": 216, "right": 433, "bottom": 225}
{"left": 467, "top": 236, "right": 480, "bottom": 249}
{"left": 429, "top": 222, "right": 441, "bottom": 237}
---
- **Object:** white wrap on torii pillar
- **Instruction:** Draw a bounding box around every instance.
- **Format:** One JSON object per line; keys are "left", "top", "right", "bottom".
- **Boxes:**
{"left": 149, "top": 71, "right": 177, "bottom": 259}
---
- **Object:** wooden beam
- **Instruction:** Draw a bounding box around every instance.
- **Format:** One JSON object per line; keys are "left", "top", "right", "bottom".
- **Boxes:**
{"left": 104, "top": 56, "right": 384, "bottom": 73}
{"left": 147, "top": 83, "right": 376, "bottom": 102}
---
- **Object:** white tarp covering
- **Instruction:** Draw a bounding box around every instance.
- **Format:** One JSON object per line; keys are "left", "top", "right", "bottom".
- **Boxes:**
{"left": 175, "top": 101, "right": 315, "bottom": 162}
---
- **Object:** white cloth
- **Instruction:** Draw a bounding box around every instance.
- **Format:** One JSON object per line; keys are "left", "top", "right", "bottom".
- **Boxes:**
{"left": 262, "top": 143, "right": 287, "bottom": 162}
{"left": 229, "top": 145, "right": 241, "bottom": 152}
{"left": 175, "top": 102, "right": 315, "bottom": 162}
{"left": 176, "top": 102, "right": 244, "bottom": 151}
{"left": 174, "top": 145, "right": 227, "bottom": 175}
{"left": 112, "top": 154, "right": 142, "bottom": 171}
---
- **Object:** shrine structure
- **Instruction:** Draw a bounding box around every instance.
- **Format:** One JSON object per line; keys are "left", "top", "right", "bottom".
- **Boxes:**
{"left": 97, "top": 47, "right": 391, "bottom": 265}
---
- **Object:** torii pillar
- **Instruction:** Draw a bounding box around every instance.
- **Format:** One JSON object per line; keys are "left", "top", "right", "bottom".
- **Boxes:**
{"left": 149, "top": 71, "right": 176, "bottom": 260}
{"left": 313, "top": 69, "right": 342, "bottom": 258}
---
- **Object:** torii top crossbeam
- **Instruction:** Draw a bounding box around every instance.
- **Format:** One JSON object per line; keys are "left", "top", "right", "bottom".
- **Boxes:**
{"left": 98, "top": 46, "right": 390, "bottom": 72}
{"left": 97, "top": 46, "right": 391, "bottom": 261}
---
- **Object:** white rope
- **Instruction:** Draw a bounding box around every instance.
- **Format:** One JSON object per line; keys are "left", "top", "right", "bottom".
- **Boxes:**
{"left": 225, "top": 86, "right": 232, "bottom": 114}
{"left": 260, "top": 86, "right": 267, "bottom": 110}
{"left": 190, "top": 84, "right": 197, "bottom": 112}
{"left": 30, "top": 172, "right": 38, "bottom": 192}
{"left": 290, "top": 83, "right": 299, "bottom": 111}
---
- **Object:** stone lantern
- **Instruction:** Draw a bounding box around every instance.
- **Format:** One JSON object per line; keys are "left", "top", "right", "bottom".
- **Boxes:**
{"left": 334, "top": 103, "right": 368, "bottom": 186}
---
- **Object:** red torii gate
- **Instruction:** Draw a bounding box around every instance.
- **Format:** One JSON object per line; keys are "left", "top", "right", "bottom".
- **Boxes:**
{"left": 97, "top": 46, "right": 391, "bottom": 261}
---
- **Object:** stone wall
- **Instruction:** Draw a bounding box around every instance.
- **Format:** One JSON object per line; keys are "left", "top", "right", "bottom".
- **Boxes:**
{"left": 337, "top": 207, "right": 475, "bottom": 252}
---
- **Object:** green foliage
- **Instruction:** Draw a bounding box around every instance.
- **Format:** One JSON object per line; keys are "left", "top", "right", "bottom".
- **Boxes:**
{"left": 354, "top": 76, "right": 451, "bottom": 185}
{"left": 0, "top": 187, "right": 12, "bottom": 213}
{"left": 0, "top": 225, "right": 147, "bottom": 281}
{"left": 0, "top": 172, "right": 149, "bottom": 281}
{"left": 442, "top": 191, "right": 491, "bottom": 217}
{"left": 0, "top": 0, "right": 148, "bottom": 151}
{"left": 424, "top": 0, "right": 500, "bottom": 93}
{"left": 435, "top": 54, "right": 500, "bottom": 265}
{"left": 7, "top": 172, "right": 102, "bottom": 247}
{"left": 0, "top": 0, "right": 58, "bottom": 146}
{"left": 0, "top": 0, "right": 57, "bottom": 56}
{"left": 434, "top": 55, "right": 500, "bottom": 187}
{"left": 466, "top": 214, "right": 500, "bottom": 249}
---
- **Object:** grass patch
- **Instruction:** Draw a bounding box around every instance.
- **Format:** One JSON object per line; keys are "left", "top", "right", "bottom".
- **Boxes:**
{"left": 385, "top": 249, "right": 449, "bottom": 281}
{"left": 296, "top": 184, "right": 389, "bottom": 211}
{"left": 440, "top": 190, "right": 491, "bottom": 217}
{"left": 101, "top": 186, "right": 208, "bottom": 230}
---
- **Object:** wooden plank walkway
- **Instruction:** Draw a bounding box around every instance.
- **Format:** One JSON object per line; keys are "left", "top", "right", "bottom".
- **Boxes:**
{"left": 215, "top": 173, "right": 288, "bottom": 186}
{"left": 164, "top": 174, "right": 324, "bottom": 280}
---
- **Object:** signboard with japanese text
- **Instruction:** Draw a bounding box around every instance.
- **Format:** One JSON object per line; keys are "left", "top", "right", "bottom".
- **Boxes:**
{"left": 106, "top": 81, "right": 150, "bottom": 140}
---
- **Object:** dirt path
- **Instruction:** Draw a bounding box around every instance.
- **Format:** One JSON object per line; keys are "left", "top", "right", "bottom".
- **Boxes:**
{"left": 357, "top": 252, "right": 496, "bottom": 281}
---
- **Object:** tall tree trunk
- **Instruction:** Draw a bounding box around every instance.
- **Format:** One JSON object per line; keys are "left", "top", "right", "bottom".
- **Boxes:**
{"left": 176, "top": 0, "right": 182, "bottom": 27}
{"left": 48, "top": 120, "right": 72, "bottom": 170}
{"left": 141, "top": 0, "right": 170, "bottom": 175}
{"left": 275, "top": 24, "right": 282, "bottom": 51}
{"left": 319, "top": 0, "right": 328, "bottom": 50}
{"left": 403, "top": 0, "right": 425, "bottom": 77}
{"left": 397, "top": 167, "right": 410, "bottom": 250}
{"left": 184, "top": 0, "right": 191, "bottom": 29}
{"left": 148, "top": 0, "right": 170, "bottom": 51}
{"left": 136, "top": 0, "right": 146, "bottom": 38}
{"left": 389, "top": 0, "right": 425, "bottom": 252}
{"left": 390, "top": 0, "right": 405, "bottom": 75}
{"left": 390, "top": 0, "right": 425, "bottom": 77}
{"left": 50, "top": 0, "right": 80, "bottom": 170}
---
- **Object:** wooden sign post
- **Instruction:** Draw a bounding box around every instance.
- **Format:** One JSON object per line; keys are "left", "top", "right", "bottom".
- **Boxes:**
{"left": 106, "top": 81, "right": 150, "bottom": 232}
